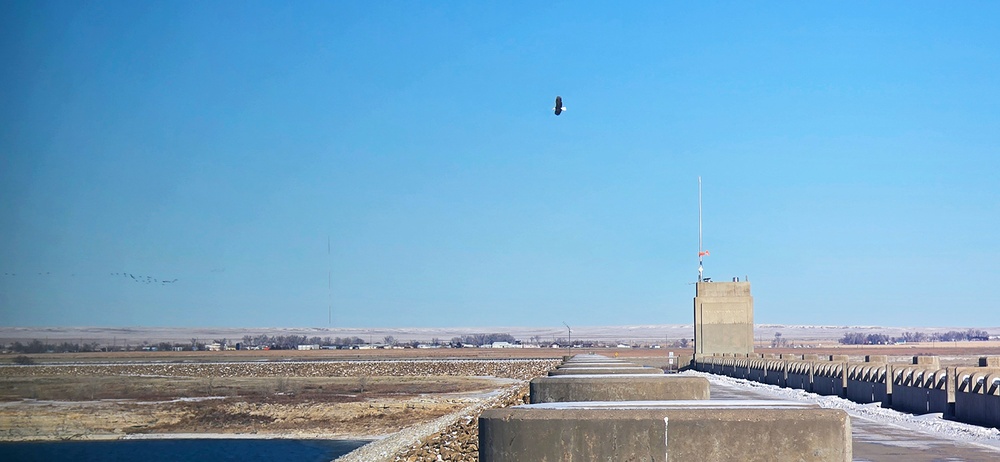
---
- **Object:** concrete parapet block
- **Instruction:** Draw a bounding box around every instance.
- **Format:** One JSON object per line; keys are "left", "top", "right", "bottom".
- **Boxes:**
{"left": 954, "top": 368, "right": 1000, "bottom": 428}
{"left": 559, "top": 357, "right": 635, "bottom": 364}
{"left": 980, "top": 357, "right": 1000, "bottom": 367}
{"left": 913, "top": 355, "right": 940, "bottom": 367}
{"left": 548, "top": 366, "right": 663, "bottom": 376}
{"left": 480, "top": 401, "right": 852, "bottom": 462}
{"left": 556, "top": 362, "right": 637, "bottom": 369}
{"left": 891, "top": 364, "right": 951, "bottom": 415}
{"left": 803, "top": 354, "right": 821, "bottom": 360}
{"left": 564, "top": 354, "right": 626, "bottom": 362}
{"left": 866, "top": 355, "right": 888, "bottom": 363}
{"left": 530, "top": 375, "right": 710, "bottom": 403}
{"left": 830, "top": 355, "right": 849, "bottom": 361}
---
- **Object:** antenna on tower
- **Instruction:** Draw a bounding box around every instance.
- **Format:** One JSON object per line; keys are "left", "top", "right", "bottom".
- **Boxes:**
{"left": 698, "top": 177, "right": 709, "bottom": 282}
{"left": 328, "top": 235, "right": 332, "bottom": 325}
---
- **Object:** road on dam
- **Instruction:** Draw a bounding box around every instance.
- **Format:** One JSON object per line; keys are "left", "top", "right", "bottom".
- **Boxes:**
{"left": 701, "top": 372, "right": 1000, "bottom": 462}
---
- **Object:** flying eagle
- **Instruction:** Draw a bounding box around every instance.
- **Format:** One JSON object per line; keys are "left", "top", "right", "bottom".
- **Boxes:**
{"left": 553, "top": 96, "right": 566, "bottom": 115}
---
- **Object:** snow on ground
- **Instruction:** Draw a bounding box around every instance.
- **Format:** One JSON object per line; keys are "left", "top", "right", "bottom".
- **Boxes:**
{"left": 683, "top": 370, "right": 1000, "bottom": 450}
{"left": 7, "top": 325, "right": 998, "bottom": 344}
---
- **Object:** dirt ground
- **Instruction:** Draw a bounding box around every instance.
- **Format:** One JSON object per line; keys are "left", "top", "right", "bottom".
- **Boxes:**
{"left": 0, "top": 354, "right": 558, "bottom": 442}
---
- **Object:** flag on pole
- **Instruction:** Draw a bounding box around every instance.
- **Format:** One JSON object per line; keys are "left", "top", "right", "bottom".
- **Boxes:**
{"left": 699, "top": 250, "right": 710, "bottom": 257}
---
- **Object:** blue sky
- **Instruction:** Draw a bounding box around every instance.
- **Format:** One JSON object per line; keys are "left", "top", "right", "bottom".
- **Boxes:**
{"left": 2, "top": 1, "right": 998, "bottom": 328}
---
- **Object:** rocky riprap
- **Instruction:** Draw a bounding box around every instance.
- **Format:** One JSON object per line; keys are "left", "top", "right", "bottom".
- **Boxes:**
{"left": 0, "top": 359, "right": 558, "bottom": 381}
{"left": 336, "top": 382, "right": 532, "bottom": 462}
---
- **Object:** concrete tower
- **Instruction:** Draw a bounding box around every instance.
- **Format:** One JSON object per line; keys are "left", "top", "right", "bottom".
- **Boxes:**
{"left": 693, "top": 281, "right": 754, "bottom": 355}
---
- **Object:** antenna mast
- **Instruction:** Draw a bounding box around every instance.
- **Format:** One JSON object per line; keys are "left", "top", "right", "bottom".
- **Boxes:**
{"left": 698, "top": 177, "right": 703, "bottom": 282}
{"left": 328, "top": 235, "right": 332, "bottom": 326}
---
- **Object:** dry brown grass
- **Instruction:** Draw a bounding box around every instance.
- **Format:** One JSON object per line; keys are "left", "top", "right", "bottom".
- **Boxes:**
{"left": 0, "top": 353, "right": 558, "bottom": 441}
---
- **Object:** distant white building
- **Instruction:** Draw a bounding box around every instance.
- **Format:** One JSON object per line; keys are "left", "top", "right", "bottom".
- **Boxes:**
{"left": 297, "top": 344, "right": 320, "bottom": 350}
{"left": 490, "top": 342, "right": 520, "bottom": 349}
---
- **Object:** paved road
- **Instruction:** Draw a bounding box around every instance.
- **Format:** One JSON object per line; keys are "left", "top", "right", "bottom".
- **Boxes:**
{"left": 704, "top": 374, "right": 1000, "bottom": 462}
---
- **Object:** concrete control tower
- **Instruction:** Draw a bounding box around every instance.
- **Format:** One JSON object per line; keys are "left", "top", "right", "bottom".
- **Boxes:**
{"left": 692, "top": 177, "right": 754, "bottom": 355}
{"left": 693, "top": 281, "right": 754, "bottom": 355}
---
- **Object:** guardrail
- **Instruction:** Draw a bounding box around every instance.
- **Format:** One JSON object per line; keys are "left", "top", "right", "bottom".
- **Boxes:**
{"left": 955, "top": 369, "right": 1000, "bottom": 427}
{"left": 694, "top": 354, "right": 1000, "bottom": 429}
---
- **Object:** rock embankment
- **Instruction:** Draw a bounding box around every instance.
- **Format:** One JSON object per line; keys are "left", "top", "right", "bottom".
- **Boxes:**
{"left": 336, "top": 382, "right": 530, "bottom": 462}
{"left": 0, "top": 359, "right": 558, "bottom": 380}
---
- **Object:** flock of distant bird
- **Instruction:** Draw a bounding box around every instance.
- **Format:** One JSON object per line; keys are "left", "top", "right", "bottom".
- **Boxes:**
{"left": 1, "top": 271, "right": 178, "bottom": 286}
{"left": 111, "top": 272, "right": 178, "bottom": 285}
{"left": 4, "top": 98, "right": 569, "bottom": 286}
{"left": 5, "top": 98, "right": 565, "bottom": 289}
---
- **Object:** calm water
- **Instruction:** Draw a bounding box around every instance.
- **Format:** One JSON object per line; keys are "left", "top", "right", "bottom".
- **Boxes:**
{"left": 0, "top": 438, "right": 370, "bottom": 462}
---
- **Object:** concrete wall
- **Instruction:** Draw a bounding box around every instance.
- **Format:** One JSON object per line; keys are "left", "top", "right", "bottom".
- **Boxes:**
{"left": 489, "top": 354, "right": 853, "bottom": 459}
{"left": 890, "top": 366, "right": 951, "bottom": 415}
{"left": 813, "top": 362, "right": 847, "bottom": 397}
{"left": 693, "top": 281, "right": 754, "bottom": 355}
{"left": 548, "top": 366, "right": 663, "bottom": 376}
{"left": 530, "top": 375, "right": 710, "bottom": 403}
{"left": 954, "top": 368, "right": 1000, "bottom": 428}
{"left": 480, "top": 402, "right": 852, "bottom": 462}
{"left": 695, "top": 354, "right": 1000, "bottom": 429}
{"left": 786, "top": 360, "right": 813, "bottom": 392}
{"left": 846, "top": 362, "right": 889, "bottom": 405}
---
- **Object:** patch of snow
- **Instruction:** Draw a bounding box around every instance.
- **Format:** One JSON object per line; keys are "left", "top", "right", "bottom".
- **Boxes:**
{"left": 682, "top": 371, "right": 1000, "bottom": 450}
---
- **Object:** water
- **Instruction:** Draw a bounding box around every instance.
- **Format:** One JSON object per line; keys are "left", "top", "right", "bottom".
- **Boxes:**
{"left": 0, "top": 438, "right": 370, "bottom": 462}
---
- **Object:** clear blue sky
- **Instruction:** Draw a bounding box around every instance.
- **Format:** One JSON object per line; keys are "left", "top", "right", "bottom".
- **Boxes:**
{"left": 2, "top": 1, "right": 998, "bottom": 328}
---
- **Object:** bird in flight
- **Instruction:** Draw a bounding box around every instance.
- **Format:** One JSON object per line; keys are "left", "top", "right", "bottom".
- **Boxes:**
{"left": 553, "top": 96, "right": 566, "bottom": 116}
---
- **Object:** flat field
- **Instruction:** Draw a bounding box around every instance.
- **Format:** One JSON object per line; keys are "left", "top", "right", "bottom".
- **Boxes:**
{"left": 0, "top": 349, "right": 559, "bottom": 442}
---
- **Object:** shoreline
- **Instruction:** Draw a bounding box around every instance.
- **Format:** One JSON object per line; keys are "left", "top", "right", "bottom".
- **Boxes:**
{"left": 122, "top": 432, "right": 383, "bottom": 441}
{"left": 1, "top": 432, "right": 385, "bottom": 443}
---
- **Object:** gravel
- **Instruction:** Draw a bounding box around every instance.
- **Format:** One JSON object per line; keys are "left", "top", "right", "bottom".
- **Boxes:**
{"left": 0, "top": 359, "right": 560, "bottom": 380}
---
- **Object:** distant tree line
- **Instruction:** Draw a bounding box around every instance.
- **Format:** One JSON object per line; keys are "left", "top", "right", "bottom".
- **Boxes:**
{"left": 5, "top": 331, "right": 705, "bottom": 354}
{"left": 450, "top": 333, "right": 516, "bottom": 347}
{"left": 239, "top": 335, "right": 367, "bottom": 349}
{"left": 3, "top": 339, "right": 193, "bottom": 353}
{"left": 6, "top": 340, "right": 102, "bottom": 354}
{"left": 839, "top": 329, "right": 991, "bottom": 345}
